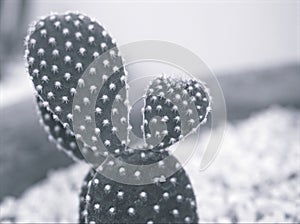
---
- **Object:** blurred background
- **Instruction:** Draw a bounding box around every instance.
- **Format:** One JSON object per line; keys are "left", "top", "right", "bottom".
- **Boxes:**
{"left": 0, "top": 0, "right": 299, "bottom": 223}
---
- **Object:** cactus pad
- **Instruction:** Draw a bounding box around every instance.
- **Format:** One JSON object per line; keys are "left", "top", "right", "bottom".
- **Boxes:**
{"left": 80, "top": 154, "right": 198, "bottom": 223}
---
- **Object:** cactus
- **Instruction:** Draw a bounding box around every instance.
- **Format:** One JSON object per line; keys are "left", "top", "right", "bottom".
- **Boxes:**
{"left": 78, "top": 75, "right": 210, "bottom": 223}
{"left": 143, "top": 76, "right": 210, "bottom": 151}
{"left": 25, "top": 12, "right": 129, "bottom": 160}
{"left": 80, "top": 153, "right": 198, "bottom": 224}
{"left": 25, "top": 12, "right": 211, "bottom": 224}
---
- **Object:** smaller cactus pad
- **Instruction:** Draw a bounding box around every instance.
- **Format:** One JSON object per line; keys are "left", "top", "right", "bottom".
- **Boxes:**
{"left": 143, "top": 76, "right": 211, "bottom": 151}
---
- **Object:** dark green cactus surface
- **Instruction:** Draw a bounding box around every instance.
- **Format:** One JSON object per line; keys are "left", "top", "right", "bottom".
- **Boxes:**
{"left": 25, "top": 12, "right": 128, "bottom": 159}
{"left": 79, "top": 153, "right": 198, "bottom": 224}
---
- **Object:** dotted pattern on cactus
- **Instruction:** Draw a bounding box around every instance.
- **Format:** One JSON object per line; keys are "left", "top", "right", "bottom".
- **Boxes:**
{"left": 36, "top": 96, "right": 84, "bottom": 160}
{"left": 143, "top": 76, "right": 210, "bottom": 151}
{"left": 79, "top": 168, "right": 96, "bottom": 223}
{"left": 24, "top": 11, "right": 211, "bottom": 224}
{"left": 25, "top": 12, "right": 129, "bottom": 159}
{"left": 80, "top": 154, "right": 198, "bottom": 224}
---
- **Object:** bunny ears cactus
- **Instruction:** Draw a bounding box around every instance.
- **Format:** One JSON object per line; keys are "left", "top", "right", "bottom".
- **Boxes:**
{"left": 25, "top": 12, "right": 211, "bottom": 223}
